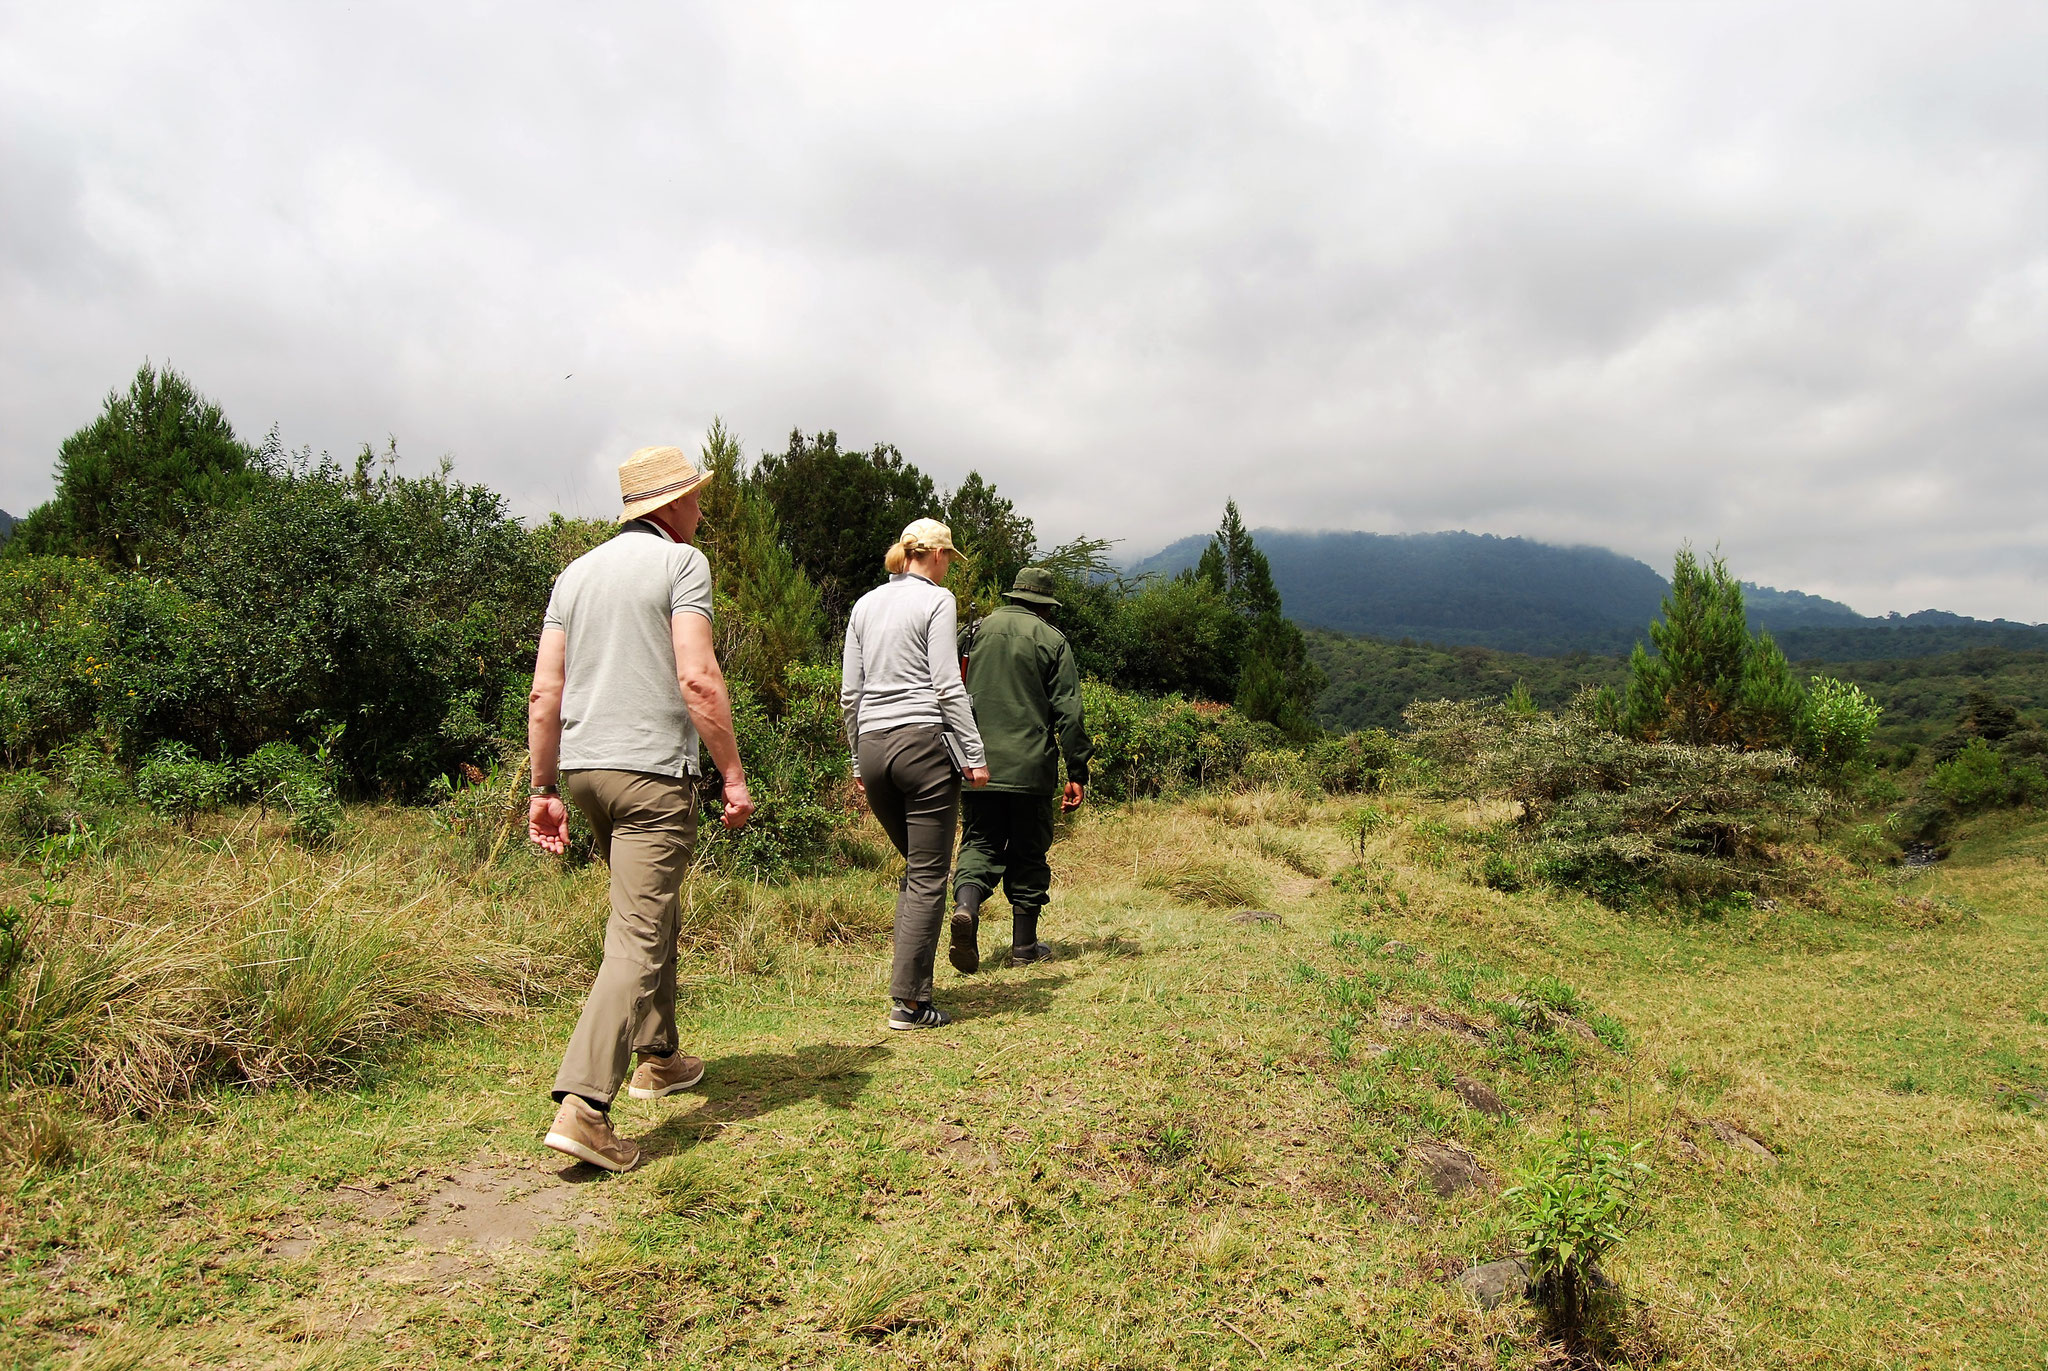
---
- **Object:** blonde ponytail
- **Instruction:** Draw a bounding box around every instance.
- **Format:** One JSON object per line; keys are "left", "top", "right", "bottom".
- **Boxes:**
{"left": 884, "top": 538, "right": 913, "bottom": 574}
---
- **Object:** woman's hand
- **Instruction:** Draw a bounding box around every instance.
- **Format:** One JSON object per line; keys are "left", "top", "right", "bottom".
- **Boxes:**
{"left": 965, "top": 765, "right": 990, "bottom": 788}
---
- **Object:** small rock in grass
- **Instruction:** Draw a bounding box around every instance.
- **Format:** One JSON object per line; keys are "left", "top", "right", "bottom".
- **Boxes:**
{"left": 1230, "top": 909, "right": 1283, "bottom": 925}
{"left": 1379, "top": 939, "right": 1419, "bottom": 960}
{"left": 1452, "top": 1075, "right": 1509, "bottom": 1118}
{"left": 1409, "top": 1141, "right": 1495, "bottom": 1197}
{"left": 1707, "top": 1119, "right": 1778, "bottom": 1165}
{"left": 1457, "top": 1256, "right": 1532, "bottom": 1309}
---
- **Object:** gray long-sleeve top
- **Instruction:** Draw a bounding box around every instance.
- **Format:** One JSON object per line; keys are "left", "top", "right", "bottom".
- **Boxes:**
{"left": 839, "top": 573, "right": 986, "bottom": 779}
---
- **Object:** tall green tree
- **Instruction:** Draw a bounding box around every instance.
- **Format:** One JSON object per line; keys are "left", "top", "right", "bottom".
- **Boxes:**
{"left": 8, "top": 362, "right": 263, "bottom": 567}
{"left": 1195, "top": 500, "right": 1323, "bottom": 737}
{"left": 944, "top": 471, "right": 1036, "bottom": 599}
{"left": 1623, "top": 547, "right": 1804, "bottom": 747}
{"left": 695, "top": 419, "right": 824, "bottom": 709}
{"left": 754, "top": 430, "right": 938, "bottom": 625}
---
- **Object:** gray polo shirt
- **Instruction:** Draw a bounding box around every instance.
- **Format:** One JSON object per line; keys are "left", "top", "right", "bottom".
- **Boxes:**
{"left": 543, "top": 521, "right": 714, "bottom": 778}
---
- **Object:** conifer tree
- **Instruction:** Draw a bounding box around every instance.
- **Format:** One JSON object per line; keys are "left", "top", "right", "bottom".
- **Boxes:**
{"left": 695, "top": 419, "right": 823, "bottom": 709}
{"left": 1623, "top": 546, "right": 1805, "bottom": 748}
{"left": 1197, "top": 499, "right": 1324, "bottom": 738}
{"left": 9, "top": 362, "right": 261, "bottom": 567}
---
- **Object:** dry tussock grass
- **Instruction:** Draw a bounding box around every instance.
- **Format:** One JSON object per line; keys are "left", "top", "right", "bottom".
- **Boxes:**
{"left": 1, "top": 826, "right": 594, "bottom": 1114}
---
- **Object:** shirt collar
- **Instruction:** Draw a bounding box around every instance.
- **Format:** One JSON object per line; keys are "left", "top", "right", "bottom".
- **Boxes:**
{"left": 627, "top": 517, "right": 678, "bottom": 543}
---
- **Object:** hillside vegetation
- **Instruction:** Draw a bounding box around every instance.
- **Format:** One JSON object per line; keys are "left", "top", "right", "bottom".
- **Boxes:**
{"left": 2, "top": 785, "right": 2043, "bottom": 1367}
{"left": 1133, "top": 528, "right": 2046, "bottom": 658}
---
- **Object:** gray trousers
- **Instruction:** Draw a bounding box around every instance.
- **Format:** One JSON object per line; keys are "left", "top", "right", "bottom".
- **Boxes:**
{"left": 553, "top": 769, "right": 699, "bottom": 1108}
{"left": 856, "top": 724, "right": 960, "bottom": 1004}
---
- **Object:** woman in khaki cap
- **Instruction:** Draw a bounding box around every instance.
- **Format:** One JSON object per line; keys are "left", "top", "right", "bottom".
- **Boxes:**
{"left": 839, "top": 519, "right": 989, "bottom": 1029}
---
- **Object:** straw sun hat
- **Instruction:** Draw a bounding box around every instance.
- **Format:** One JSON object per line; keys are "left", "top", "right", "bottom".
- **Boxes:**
{"left": 617, "top": 445, "right": 714, "bottom": 523}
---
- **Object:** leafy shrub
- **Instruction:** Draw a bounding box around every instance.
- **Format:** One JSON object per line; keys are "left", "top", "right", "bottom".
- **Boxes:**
{"left": 1080, "top": 682, "right": 1284, "bottom": 802}
{"left": 1926, "top": 737, "right": 2045, "bottom": 813}
{"left": 1305, "top": 729, "right": 1398, "bottom": 793}
{"left": 1479, "top": 851, "right": 1527, "bottom": 893}
{"left": 1236, "top": 747, "right": 1318, "bottom": 794}
{"left": 704, "top": 664, "right": 852, "bottom": 879}
{"left": 1503, "top": 1129, "right": 1650, "bottom": 1347}
{"left": 1409, "top": 692, "right": 1822, "bottom": 905}
{"left": 135, "top": 742, "right": 234, "bottom": 832}
{"left": 1798, "top": 675, "right": 1882, "bottom": 768}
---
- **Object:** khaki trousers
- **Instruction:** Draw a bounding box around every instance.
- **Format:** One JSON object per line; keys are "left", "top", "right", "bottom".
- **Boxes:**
{"left": 553, "top": 769, "right": 699, "bottom": 1108}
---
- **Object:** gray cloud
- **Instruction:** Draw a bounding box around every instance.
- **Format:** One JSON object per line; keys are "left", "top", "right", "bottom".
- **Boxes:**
{"left": 4, "top": 1, "right": 2045, "bottom": 618}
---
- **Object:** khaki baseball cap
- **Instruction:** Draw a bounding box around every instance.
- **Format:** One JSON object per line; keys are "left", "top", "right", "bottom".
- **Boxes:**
{"left": 898, "top": 518, "right": 967, "bottom": 558}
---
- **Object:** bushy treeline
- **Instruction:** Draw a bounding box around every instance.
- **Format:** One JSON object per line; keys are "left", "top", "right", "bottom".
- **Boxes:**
{"left": 0, "top": 363, "right": 1346, "bottom": 871}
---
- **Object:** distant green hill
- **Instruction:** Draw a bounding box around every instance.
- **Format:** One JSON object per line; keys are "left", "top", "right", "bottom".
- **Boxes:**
{"left": 1130, "top": 528, "right": 2045, "bottom": 658}
{"left": 0, "top": 509, "right": 14, "bottom": 544}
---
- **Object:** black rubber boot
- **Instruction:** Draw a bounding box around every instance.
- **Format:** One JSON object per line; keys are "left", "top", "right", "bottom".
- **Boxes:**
{"left": 949, "top": 883, "right": 984, "bottom": 975}
{"left": 1009, "top": 909, "right": 1050, "bottom": 966}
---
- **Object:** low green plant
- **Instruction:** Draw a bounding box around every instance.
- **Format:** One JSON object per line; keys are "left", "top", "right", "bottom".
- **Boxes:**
{"left": 135, "top": 741, "right": 234, "bottom": 832}
{"left": 1799, "top": 675, "right": 1883, "bottom": 768}
{"left": 1479, "top": 850, "right": 1526, "bottom": 892}
{"left": 1502, "top": 1128, "right": 1651, "bottom": 1346}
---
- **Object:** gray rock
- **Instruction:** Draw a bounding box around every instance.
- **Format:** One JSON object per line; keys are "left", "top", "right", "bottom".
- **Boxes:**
{"left": 1453, "top": 1075, "right": 1509, "bottom": 1118}
{"left": 1708, "top": 1119, "right": 1778, "bottom": 1165}
{"left": 1409, "top": 1141, "right": 1495, "bottom": 1197}
{"left": 1457, "top": 1256, "right": 1532, "bottom": 1310}
{"left": 1229, "top": 909, "right": 1283, "bottom": 925}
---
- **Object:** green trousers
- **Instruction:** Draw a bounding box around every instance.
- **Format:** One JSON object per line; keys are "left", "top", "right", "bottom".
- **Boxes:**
{"left": 954, "top": 791, "right": 1057, "bottom": 913}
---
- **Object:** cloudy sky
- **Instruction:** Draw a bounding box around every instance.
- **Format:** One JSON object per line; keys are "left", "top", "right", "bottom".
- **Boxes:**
{"left": 5, "top": 2, "right": 2046, "bottom": 619}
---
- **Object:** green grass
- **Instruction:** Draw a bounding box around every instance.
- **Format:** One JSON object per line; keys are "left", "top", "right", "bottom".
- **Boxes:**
{"left": 1, "top": 795, "right": 2044, "bottom": 1366}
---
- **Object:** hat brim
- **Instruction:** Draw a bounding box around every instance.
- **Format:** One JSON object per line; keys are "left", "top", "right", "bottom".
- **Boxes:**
{"left": 1004, "top": 589, "right": 1061, "bottom": 607}
{"left": 620, "top": 468, "right": 715, "bottom": 523}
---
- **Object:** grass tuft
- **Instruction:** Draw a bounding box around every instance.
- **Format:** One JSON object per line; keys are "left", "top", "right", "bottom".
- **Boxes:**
{"left": 1141, "top": 858, "right": 1267, "bottom": 910}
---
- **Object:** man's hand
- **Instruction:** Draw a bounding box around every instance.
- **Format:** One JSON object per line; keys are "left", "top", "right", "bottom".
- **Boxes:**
{"left": 721, "top": 777, "right": 755, "bottom": 830}
{"left": 529, "top": 795, "right": 569, "bottom": 853}
{"left": 964, "top": 765, "right": 991, "bottom": 789}
{"left": 1061, "top": 781, "right": 1085, "bottom": 813}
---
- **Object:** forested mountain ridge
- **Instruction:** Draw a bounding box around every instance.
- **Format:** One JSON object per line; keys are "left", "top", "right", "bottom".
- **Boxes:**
{"left": 1131, "top": 528, "right": 2044, "bottom": 656}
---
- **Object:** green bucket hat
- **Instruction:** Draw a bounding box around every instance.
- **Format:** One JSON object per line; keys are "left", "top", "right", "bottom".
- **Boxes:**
{"left": 1004, "top": 566, "right": 1062, "bottom": 607}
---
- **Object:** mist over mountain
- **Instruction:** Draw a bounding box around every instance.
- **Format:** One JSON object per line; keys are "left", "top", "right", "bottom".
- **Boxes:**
{"left": 1127, "top": 529, "right": 2045, "bottom": 658}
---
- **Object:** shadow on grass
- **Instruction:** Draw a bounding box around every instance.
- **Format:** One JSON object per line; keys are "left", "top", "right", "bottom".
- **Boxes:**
{"left": 614, "top": 1043, "right": 892, "bottom": 1163}
{"left": 1059, "top": 933, "right": 1143, "bottom": 959}
{"left": 944, "top": 971, "right": 1073, "bottom": 1022}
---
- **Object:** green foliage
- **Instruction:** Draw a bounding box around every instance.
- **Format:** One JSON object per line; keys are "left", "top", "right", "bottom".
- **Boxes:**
{"left": 1303, "top": 729, "right": 1398, "bottom": 793}
{"left": 705, "top": 665, "right": 852, "bottom": 879}
{"left": 1799, "top": 676, "right": 1883, "bottom": 767}
{"left": 5, "top": 362, "right": 262, "bottom": 568}
{"left": 754, "top": 430, "right": 938, "bottom": 626}
{"left": 168, "top": 445, "right": 549, "bottom": 796}
{"left": 1078, "top": 682, "right": 1283, "bottom": 801}
{"left": 1307, "top": 629, "right": 1629, "bottom": 733}
{"left": 1196, "top": 501, "right": 1323, "bottom": 737}
{"left": 696, "top": 420, "right": 825, "bottom": 710}
{"left": 134, "top": 742, "right": 234, "bottom": 832}
{"left": 1625, "top": 547, "right": 1804, "bottom": 748}
{"left": 944, "top": 471, "right": 1037, "bottom": 604}
{"left": 1927, "top": 738, "right": 2046, "bottom": 812}
{"left": 1408, "top": 693, "right": 1821, "bottom": 905}
{"left": 1502, "top": 1129, "right": 1651, "bottom": 1344}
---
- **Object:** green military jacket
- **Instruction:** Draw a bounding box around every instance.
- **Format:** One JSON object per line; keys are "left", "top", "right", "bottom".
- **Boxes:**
{"left": 963, "top": 604, "right": 1093, "bottom": 795}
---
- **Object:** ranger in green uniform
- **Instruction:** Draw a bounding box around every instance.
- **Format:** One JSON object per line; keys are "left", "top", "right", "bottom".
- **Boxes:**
{"left": 950, "top": 566, "right": 1093, "bottom": 972}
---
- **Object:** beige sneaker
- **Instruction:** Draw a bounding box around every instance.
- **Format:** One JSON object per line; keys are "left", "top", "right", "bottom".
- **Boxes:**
{"left": 543, "top": 1095, "right": 640, "bottom": 1173}
{"left": 626, "top": 1053, "right": 706, "bottom": 1100}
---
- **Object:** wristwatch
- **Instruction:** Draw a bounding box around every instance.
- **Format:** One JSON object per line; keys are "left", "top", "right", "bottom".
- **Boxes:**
{"left": 529, "top": 783, "right": 559, "bottom": 797}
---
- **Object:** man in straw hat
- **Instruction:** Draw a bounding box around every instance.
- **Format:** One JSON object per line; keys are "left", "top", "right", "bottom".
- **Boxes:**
{"left": 528, "top": 444, "right": 755, "bottom": 1173}
{"left": 949, "top": 565, "right": 1091, "bottom": 973}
